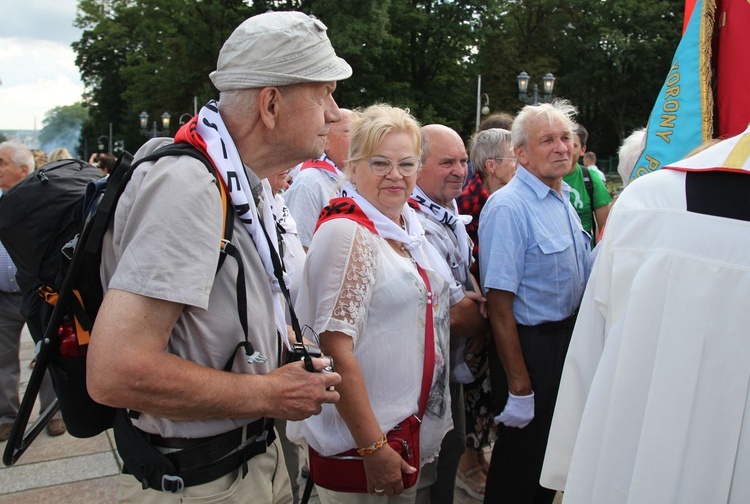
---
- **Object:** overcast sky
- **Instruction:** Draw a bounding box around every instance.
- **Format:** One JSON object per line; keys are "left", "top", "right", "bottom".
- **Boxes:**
{"left": 0, "top": 0, "right": 84, "bottom": 131}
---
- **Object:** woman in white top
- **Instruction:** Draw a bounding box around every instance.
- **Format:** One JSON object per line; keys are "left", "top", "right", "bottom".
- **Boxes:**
{"left": 288, "top": 105, "right": 452, "bottom": 503}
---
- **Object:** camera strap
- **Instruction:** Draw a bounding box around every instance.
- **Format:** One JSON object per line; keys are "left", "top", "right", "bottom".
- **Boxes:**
{"left": 258, "top": 217, "right": 315, "bottom": 370}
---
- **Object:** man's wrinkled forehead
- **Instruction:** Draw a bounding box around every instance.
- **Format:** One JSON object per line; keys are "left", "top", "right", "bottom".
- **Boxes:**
{"left": 529, "top": 115, "right": 572, "bottom": 139}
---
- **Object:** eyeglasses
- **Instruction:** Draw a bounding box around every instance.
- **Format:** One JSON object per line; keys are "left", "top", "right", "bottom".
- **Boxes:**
{"left": 492, "top": 157, "right": 517, "bottom": 163}
{"left": 364, "top": 156, "right": 422, "bottom": 177}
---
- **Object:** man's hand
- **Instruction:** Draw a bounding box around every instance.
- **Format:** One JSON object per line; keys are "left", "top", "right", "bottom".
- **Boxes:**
{"left": 464, "top": 290, "right": 488, "bottom": 318}
{"left": 494, "top": 391, "right": 535, "bottom": 428}
{"left": 265, "top": 357, "right": 341, "bottom": 421}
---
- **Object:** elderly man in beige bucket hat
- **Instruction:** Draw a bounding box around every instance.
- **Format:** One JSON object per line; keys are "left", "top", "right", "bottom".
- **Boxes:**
{"left": 87, "top": 11, "right": 351, "bottom": 504}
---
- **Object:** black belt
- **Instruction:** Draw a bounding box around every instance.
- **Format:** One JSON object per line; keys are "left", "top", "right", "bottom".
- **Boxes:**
{"left": 518, "top": 310, "right": 578, "bottom": 334}
{"left": 122, "top": 417, "right": 275, "bottom": 492}
{"left": 147, "top": 419, "right": 266, "bottom": 449}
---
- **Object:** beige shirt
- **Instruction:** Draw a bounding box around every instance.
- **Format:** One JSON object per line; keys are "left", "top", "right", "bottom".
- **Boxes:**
{"left": 100, "top": 138, "right": 279, "bottom": 438}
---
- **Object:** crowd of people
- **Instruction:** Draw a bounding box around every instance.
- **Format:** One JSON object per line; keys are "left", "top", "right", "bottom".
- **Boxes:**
{"left": 1, "top": 8, "right": 748, "bottom": 504}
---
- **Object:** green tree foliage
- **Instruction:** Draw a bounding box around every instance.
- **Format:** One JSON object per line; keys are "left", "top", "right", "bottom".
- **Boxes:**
{"left": 477, "top": 0, "right": 683, "bottom": 160}
{"left": 73, "top": 0, "right": 684, "bottom": 157}
{"left": 38, "top": 103, "right": 89, "bottom": 156}
{"left": 74, "top": 0, "right": 256, "bottom": 154}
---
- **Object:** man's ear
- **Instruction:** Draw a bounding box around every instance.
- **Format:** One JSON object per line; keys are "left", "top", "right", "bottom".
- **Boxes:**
{"left": 515, "top": 145, "right": 528, "bottom": 166}
{"left": 257, "top": 87, "right": 282, "bottom": 129}
{"left": 484, "top": 158, "right": 495, "bottom": 175}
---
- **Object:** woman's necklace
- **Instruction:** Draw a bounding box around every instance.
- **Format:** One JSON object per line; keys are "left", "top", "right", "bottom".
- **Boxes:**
{"left": 395, "top": 217, "right": 416, "bottom": 263}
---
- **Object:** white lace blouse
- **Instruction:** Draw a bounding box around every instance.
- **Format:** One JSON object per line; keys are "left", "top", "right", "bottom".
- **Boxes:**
{"left": 287, "top": 217, "right": 453, "bottom": 467}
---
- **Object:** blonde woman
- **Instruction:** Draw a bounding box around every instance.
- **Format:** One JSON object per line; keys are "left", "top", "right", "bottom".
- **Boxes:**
{"left": 289, "top": 105, "right": 453, "bottom": 503}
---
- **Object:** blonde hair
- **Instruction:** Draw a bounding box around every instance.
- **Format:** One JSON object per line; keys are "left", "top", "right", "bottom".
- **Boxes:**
{"left": 48, "top": 147, "right": 72, "bottom": 162}
{"left": 346, "top": 104, "right": 422, "bottom": 176}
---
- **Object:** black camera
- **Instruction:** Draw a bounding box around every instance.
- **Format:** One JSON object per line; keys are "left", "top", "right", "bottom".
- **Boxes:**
{"left": 288, "top": 342, "right": 322, "bottom": 362}
{"left": 288, "top": 342, "right": 325, "bottom": 372}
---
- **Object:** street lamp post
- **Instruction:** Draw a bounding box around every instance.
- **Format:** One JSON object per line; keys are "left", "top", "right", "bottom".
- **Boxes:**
{"left": 139, "top": 111, "right": 172, "bottom": 138}
{"left": 475, "top": 75, "right": 491, "bottom": 132}
{"left": 97, "top": 135, "right": 109, "bottom": 153}
{"left": 178, "top": 113, "right": 193, "bottom": 125}
{"left": 517, "top": 71, "right": 556, "bottom": 105}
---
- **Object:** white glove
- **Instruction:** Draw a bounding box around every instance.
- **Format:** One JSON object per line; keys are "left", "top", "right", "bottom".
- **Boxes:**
{"left": 494, "top": 391, "right": 535, "bottom": 428}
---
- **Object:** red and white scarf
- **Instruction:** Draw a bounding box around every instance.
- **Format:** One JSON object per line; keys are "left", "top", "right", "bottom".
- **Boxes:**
{"left": 300, "top": 154, "right": 342, "bottom": 181}
{"left": 320, "top": 182, "right": 453, "bottom": 283}
{"left": 175, "top": 101, "right": 290, "bottom": 349}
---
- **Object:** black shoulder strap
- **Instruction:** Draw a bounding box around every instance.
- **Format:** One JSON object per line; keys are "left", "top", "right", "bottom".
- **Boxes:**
{"left": 83, "top": 151, "right": 135, "bottom": 255}
{"left": 581, "top": 166, "right": 597, "bottom": 245}
{"left": 581, "top": 166, "right": 595, "bottom": 211}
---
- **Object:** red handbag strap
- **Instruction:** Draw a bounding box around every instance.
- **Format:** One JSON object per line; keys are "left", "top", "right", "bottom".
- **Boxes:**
{"left": 416, "top": 265, "right": 435, "bottom": 420}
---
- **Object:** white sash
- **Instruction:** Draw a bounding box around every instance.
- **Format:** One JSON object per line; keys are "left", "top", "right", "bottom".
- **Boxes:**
{"left": 411, "top": 185, "right": 473, "bottom": 269}
{"left": 196, "top": 103, "right": 290, "bottom": 349}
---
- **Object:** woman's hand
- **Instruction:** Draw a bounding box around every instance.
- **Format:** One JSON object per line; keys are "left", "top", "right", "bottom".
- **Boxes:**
{"left": 363, "top": 444, "right": 416, "bottom": 497}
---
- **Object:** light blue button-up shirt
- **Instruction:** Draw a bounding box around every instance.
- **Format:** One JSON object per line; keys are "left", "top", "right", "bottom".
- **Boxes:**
{"left": 478, "top": 165, "right": 590, "bottom": 326}
{"left": 0, "top": 241, "right": 20, "bottom": 293}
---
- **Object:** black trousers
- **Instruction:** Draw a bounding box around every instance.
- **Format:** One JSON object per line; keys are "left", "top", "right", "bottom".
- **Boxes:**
{"left": 484, "top": 322, "right": 574, "bottom": 504}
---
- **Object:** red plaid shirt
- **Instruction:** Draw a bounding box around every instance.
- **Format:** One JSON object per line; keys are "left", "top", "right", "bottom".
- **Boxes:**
{"left": 457, "top": 172, "right": 489, "bottom": 279}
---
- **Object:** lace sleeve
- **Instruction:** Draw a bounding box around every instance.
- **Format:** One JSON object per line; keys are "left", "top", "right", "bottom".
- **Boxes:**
{"left": 330, "top": 225, "right": 376, "bottom": 326}
{"left": 302, "top": 219, "right": 378, "bottom": 342}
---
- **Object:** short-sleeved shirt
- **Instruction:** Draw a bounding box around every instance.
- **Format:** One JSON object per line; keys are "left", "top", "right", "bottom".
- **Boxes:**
{"left": 417, "top": 213, "right": 473, "bottom": 306}
{"left": 287, "top": 217, "right": 452, "bottom": 467}
{"left": 284, "top": 165, "right": 341, "bottom": 247}
{"left": 479, "top": 165, "right": 591, "bottom": 326}
{"left": 563, "top": 163, "right": 612, "bottom": 241}
{"left": 100, "top": 138, "right": 278, "bottom": 438}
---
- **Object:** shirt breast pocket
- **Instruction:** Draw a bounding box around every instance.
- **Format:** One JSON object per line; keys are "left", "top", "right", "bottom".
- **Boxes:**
{"left": 535, "top": 234, "right": 574, "bottom": 280}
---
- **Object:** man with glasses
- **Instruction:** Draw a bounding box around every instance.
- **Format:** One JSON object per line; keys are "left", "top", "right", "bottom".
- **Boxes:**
{"left": 412, "top": 124, "right": 489, "bottom": 503}
{"left": 479, "top": 101, "right": 591, "bottom": 504}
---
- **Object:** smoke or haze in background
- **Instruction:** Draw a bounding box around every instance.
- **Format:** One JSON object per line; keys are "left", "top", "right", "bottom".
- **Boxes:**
{"left": 0, "top": 0, "right": 84, "bottom": 131}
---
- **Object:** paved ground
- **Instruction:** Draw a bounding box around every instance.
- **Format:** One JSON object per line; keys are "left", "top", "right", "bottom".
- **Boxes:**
{"left": 0, "top": 327, "right": 559, "bottom": 503}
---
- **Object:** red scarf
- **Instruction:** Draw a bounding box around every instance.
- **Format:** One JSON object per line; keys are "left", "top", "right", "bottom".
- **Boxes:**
{"left": 315, "top": 197, "right": 377, "bottom": 235}
{"left": 300, "top": 157, "right": 339, "bottom": 175}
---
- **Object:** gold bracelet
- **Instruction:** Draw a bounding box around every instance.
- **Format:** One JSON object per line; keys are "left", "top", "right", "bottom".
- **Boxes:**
{"left": 357, "top": 434, "right": 387, "bottom": 456}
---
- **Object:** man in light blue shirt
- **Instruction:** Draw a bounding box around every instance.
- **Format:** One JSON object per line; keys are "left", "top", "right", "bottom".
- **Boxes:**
{"left": 478, "top": 101, "right": 590, "bottom": 504}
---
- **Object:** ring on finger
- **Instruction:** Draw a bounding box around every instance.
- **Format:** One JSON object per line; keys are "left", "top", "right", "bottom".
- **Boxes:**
{"left": 374, "top": 488, "right": 385, "bottom": 493}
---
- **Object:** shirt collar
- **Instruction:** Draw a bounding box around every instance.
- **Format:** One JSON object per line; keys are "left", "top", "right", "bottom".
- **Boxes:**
{"left": 516, "top": 164, "right": 568, "bottom": 201}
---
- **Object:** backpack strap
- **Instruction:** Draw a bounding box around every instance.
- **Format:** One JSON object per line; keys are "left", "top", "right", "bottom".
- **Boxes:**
{"left": 581, "top": 166, "right": 595, "bottom": 213}
{"left": 581, "top": 166, "right": 597, "bottom": 245}
{"left": 128, "top": 144, "right": 259, "bottom": 372}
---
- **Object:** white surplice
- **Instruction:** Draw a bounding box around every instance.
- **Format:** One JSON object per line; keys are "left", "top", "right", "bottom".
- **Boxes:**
{"left": 541, "top": 168, "right": 750, "bottom": 504}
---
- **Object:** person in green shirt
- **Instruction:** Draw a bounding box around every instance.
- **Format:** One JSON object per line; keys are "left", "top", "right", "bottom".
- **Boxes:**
{"left": 562, "top": 124, "right": 612, "bottom": 245}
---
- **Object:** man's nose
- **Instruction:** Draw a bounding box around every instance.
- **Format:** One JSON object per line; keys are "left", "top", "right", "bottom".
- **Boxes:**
{"left": 326, "top": 96, "right": 342, "bottom": 124}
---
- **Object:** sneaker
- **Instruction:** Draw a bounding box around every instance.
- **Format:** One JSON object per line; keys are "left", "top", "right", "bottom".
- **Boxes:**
{"left": 47, "top": 418, "right": 67, "bottom": 437}
{"left": 0, "top": 423, "right": 12, "bottom": 442}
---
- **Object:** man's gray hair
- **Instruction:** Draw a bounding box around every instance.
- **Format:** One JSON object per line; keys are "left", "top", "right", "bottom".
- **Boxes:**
{"left": 218, "top": 88, "right": 260, "bottom": 118}
{"left": 511, "top": 99, "right": 577, "bottom": 149}
{"left": 617, "top": 127, "right": 646, "bottom": 187}
{"left": 0, "top": 141, "right": 35, "bottom": 171}
{"left": 469, "top": 128, "right": 512, "bottom": 181}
